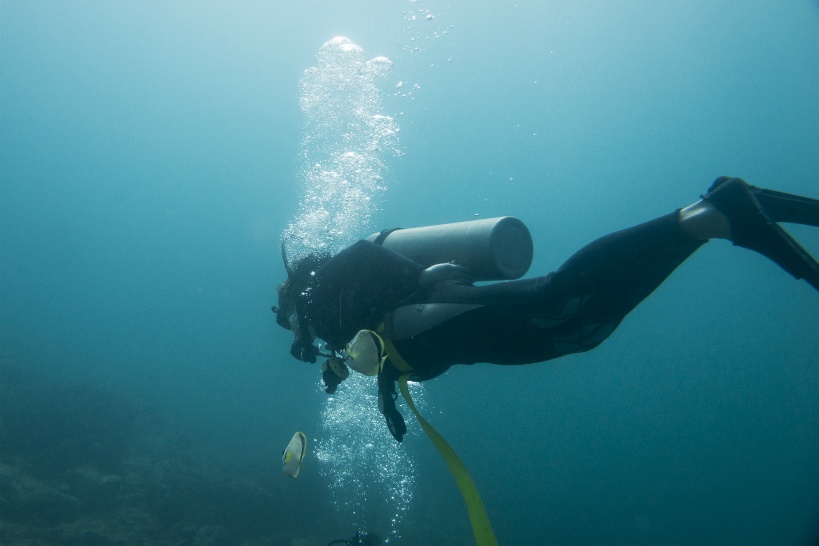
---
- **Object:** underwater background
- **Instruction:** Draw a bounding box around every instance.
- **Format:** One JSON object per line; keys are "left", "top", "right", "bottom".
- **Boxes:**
{"left": 2, "top": 1, "right": 819, "bottom": 544}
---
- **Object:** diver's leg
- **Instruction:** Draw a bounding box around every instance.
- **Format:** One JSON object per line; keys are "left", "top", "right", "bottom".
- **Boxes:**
{"left": 678, "top": 200, "right": 730, "bottom": 240}
{"left": 395, "top": 179, "right": 819, "bottom": 369}
{"left": 396, "top": 211, "right": 707, "bottom": 368}
{"left": 683, "top": 177, "right": 819, "bottom": 290}
{"left": 548, "top": 211, "right": 706, "bottom": 328}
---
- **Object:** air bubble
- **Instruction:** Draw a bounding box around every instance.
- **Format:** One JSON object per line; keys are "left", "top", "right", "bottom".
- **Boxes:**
{"left": 285, "top": 37, "right": 400, "bottom": 260}
{"left": 284, "top": 37, "right": 413, "bottom": 537}
{"left": 367, "top": 56, "right": 393, "bottom": 78}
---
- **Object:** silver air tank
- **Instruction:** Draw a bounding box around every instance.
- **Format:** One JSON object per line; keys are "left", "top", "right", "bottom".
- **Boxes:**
{"left": 366, "top": 216, "right": 533, "bottom": 281}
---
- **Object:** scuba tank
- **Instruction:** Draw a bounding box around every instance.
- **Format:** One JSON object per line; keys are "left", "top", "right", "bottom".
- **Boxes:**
{"left": 366, "top": 216, "right": 533, "bottom": 280}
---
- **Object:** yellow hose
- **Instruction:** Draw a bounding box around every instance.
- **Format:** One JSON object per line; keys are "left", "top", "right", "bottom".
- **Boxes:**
{"left": 398, "top": 376, "right": 498, "bottom": 546}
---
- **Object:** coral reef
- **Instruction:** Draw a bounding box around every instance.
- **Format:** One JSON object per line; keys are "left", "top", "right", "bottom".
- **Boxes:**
{"left": 0, "top": 363, "right": 328, "bottom": 545}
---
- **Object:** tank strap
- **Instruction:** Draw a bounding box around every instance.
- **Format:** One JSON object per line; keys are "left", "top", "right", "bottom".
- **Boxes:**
{"left": 371, "top": 227, "right": 402, "bottom": 246}
{"left": 377, "top": 322, "right": 414, "bottom": 372}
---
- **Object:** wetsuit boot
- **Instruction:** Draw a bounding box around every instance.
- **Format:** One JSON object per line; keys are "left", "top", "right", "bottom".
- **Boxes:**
{"left": 702, "top": 177, "right": 819, "bottom": 291}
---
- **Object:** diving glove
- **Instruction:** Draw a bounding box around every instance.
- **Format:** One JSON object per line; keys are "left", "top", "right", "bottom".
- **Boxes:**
{"left": 384, "top": 409, "right": 407, "bottom": 443}
{"left": 377, "top": 374, "right": 406, "bottom": 442}
{"left": 290, "top": 337, "right": 318, "bottom": 363}
{"left": 322, "top": 357, "right": 349, "bottom": 394}
{"left": 418, "top": 262, "right": 472, "bottom": 287}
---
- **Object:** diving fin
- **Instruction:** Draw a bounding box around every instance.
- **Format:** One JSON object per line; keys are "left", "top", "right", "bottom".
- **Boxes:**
{"left": 753, "top": 187, "right": 819, "bottom": 227}
{"left": 702, "top": 177, "right": 819, "bottom": 291}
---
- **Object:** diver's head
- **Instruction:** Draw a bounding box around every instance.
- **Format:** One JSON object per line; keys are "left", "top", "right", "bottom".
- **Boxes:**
{"left": 274, "top": 278, "right": 294, "bottom": 330}
{"left": 272, "top": 247, "right": 332, "bottom": 331}
{"left": 273, "top": 247, "right": 333, "bottom": 363}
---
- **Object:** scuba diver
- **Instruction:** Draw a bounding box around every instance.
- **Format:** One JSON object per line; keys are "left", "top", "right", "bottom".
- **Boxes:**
{"left": 272, "top": 177, "right": 819, "bottom": 442}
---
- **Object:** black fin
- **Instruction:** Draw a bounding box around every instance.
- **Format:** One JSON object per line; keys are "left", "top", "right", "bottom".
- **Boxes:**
{"left": 703, "top": 177, "right": 819, "bottom": 291}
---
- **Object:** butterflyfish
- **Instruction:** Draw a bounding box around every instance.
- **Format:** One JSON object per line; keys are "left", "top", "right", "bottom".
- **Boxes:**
{"left": 282, "top": 431, "right": 307, "bottom": 479}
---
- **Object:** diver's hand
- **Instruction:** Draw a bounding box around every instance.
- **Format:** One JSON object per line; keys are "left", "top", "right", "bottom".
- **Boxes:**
{"left": 384, "top": 409, "right": 406, "bottom": 442}
{"left": 379, "top": 389, "right": 406, "bottom": 442}
{"left": 377, "top": 374, "right": 407, "bottom": 442}
{"left": 290, "top": 338, "right": 317, "bottom": 363}
{"left": 418, "top": 262, "right": 472, "bottom": 287}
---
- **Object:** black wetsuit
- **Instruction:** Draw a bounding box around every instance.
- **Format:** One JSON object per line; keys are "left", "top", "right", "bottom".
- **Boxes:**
{"left": 299, "top": 211, "right": 705, "bottom": 382}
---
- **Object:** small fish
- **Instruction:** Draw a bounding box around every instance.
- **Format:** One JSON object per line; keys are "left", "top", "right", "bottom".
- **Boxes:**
{"left": 345, "top": 330, "right": 386, "bottom": 376}
{"left": 282, "top": 431, "right": 307, "bottom": 479}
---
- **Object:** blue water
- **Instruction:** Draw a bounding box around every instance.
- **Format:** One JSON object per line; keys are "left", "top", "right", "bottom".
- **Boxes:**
{"left": 2, "top": 1, "right": 818, "bottom": 545}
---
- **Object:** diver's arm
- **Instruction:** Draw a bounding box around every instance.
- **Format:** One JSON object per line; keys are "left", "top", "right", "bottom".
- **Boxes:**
{"left": 377, "top": 372, "right": 406, "bottom": 442}
{"left": 417, "top": 262, "right": 472, "bottom": 286}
